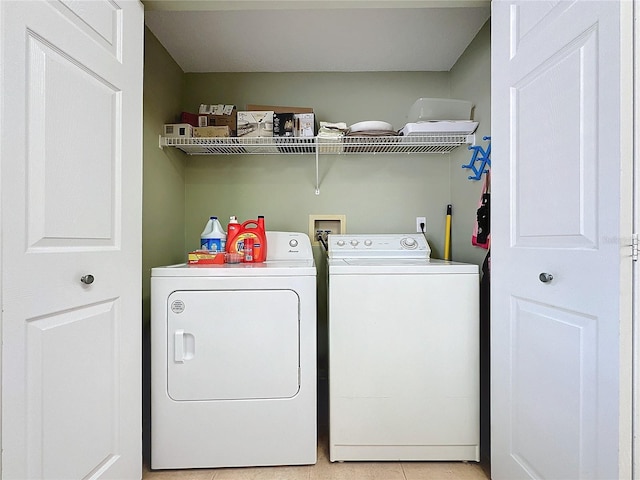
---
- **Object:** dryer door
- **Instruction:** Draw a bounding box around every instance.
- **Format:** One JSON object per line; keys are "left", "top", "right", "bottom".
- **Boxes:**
{"left": 167, "top": 289, "right": 300, "bottom": 401}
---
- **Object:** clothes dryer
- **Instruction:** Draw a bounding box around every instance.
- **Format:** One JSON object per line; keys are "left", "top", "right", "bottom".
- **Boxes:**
{"left": 151, "top": 232, "right": 316, "bottom": 469}
{"left": 327, "top": 233, "right": 479, "bottom": 462}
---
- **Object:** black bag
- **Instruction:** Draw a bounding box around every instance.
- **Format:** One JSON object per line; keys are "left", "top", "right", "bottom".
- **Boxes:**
{"left": 472, "top": 171, "right": 490, "bottom": 249}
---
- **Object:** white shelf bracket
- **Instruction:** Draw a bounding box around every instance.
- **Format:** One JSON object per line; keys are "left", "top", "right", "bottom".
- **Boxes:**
{"left": 315, "top": 143, "right": 320, "bottom": 195}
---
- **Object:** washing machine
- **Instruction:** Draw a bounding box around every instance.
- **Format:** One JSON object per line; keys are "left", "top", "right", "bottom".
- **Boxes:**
{"left": 151, "top": 231, "right": 316, "bottom": 470}
{"left": 327, "top": 233, "right": 479, "bottom": 462}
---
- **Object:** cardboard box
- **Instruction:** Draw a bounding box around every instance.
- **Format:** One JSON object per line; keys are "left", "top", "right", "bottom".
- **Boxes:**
{"left": 273, "top": 113, "right": 295, "bottom": 137}
{"left": 247, "top": 104, "right": 313, "bottom": 114}
{"left": 199, "top": 104, "right": 237, "bottom": 136}
{"left": 163, "top": 123, "right": 193, "bottom": 138}
{"left": 193, "top": 126, "right": 230, "bottom": 138}
{"left": 188, "top": 250, "right": 225, "bottom": 265}
{"left": 237, "top": 111, "right": 274, "bottom": 137}
{"left": 294, "top": 113, "right": 315, "bottom": 137}
{"left": 180, "top": 112, "right": 209, "bottom": 127}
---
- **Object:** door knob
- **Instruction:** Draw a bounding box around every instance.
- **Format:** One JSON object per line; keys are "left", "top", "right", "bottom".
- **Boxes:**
{"left": 80, "top": 274, "right": 95, "bottom": 285}
{"left": 539, "top": 272, "right": 553, "bottom": 283}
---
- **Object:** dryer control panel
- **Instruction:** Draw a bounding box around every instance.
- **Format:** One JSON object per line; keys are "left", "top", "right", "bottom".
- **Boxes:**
{"left": 266, "top": 231, "right": 313, "bottom": 260}
{"left": 328, "top": 233, "right": 431, "bottom": 259}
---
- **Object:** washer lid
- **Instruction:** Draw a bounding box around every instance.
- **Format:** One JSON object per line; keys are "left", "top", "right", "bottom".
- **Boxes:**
{"left": 327, "top": 257, "right": 478, "bottom": 275}
{"left": 152, "top": 260, "right": 316, "bottom": 277}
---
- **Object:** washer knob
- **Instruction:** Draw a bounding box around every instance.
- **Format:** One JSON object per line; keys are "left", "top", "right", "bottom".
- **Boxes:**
{"left": 401, "top": 237, "right": 418, "bottom": 249}
{"left": 289, "top": 239, "right": 298, "bottom": 247}
{"left": 337, "top": 240, "right": 345, "bottom": 247}
{"left": 350, "top": 239, "right": 359, "bottom": 247}
{"left": 364, "top": 239, "right": 372, "bottom": 247}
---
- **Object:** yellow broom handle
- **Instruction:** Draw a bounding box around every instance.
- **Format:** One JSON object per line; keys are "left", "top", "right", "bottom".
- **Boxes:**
{"left": 444, "top": 204, "right": 452, "bottom": 260}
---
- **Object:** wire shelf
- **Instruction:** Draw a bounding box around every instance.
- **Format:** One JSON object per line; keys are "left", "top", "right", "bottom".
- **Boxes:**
{"left": 159, "top": 133, "right": 476, "bottom": 195}
{"left": 160, "top": 134, "right": 475, "bottom": 155}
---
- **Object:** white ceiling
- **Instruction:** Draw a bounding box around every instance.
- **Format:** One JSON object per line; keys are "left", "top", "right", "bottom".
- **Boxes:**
{"left": 143, "top": 1, "right": 491, "bottom": 73}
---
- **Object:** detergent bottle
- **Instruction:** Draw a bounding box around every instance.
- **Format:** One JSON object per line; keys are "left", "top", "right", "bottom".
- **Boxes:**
{"left": 226, "top": 215, "right": 240, "bottom": 246}
{"left": 226, "top": 215, "right": 267, "bottom": 262}
{"left": 201, "top": 216, "right": 226, "bottom": 252}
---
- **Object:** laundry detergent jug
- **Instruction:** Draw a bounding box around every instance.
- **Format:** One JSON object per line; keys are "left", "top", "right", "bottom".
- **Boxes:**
{"left": 226, "top": 216, "right": 267, "bottom": 262}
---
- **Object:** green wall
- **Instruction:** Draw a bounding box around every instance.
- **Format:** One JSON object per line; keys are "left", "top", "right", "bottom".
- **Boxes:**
{"left": 179, "top": 31, "right": 491, "bottom": 262}
{"left": 142, "top": 19, "right": 491, "bottom": 373}
{"left": 141, "top": 16, "right": 491, "bottom": 465}
{"left": 450, "top": 20, "right": 492, "bottom": 266}
{"left": 143, "top": 27, "right": 493, "bottom": 270}
{"left": 181, "top": 71, "right": 452, "bottom": 257}
{"left": 142, "top": 28, "right": 187, "bottom": 327}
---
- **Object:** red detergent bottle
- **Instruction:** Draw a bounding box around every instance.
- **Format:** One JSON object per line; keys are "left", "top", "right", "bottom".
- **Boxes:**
{"left": 226, "top": 215, "right": 240, "bottom": 248}
{"left": 226, "top": 216, "right": 267, "bottom": 262}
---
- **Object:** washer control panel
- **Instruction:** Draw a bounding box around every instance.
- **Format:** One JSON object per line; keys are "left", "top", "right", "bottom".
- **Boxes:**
{"left": 328, "top": 234, "right": 431, "bottom": 258}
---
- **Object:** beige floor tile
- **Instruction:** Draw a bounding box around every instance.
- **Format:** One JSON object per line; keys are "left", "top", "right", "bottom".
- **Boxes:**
{"left": 310, "top": 458, "right": 406, "bottom": 480}
{"left": 143, "top": 440, "right": 490, "bottom": 480}
{"left": 143, "top": 464, "right": 216, "bottom": 480}
{"left": 402, "top": 461, "right": 489, "bottom": 480}
{"left": 212, "top": 465, "right": 311, "bottom": 480}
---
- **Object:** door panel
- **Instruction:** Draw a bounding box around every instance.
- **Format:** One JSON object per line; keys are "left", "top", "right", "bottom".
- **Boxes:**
{"left": 1, "top": 1, "right": 143, "bottom": 478}
{"left": 514, "top": 1, "right": 563, "bottom": 45}
{"left": 513, "top": 26, "right": 597, "bottom": 247}
{"left": 167, "top": 290, "right": 300, "bottom": 401}
{"left": 509, "top": 298, "right": 597, "bottom": 479}
{"left": 27, "top": 32, "right": 118, "bottom": 248}
{"left": 55, "top": 0, "right": 122, "bottom": 55}
{"left": 27, "top": 301, "right": 119, "bottom": 480}
{"left": 492, "top": 1, "right": 633, "bottom": 479}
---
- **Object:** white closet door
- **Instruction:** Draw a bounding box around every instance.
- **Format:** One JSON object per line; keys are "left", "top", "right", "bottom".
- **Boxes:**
{"left": 0, "top": 1, "right": 143, "bottom": 478}
{"left": 491, "top": 1, "right": 633, "bottom": 479}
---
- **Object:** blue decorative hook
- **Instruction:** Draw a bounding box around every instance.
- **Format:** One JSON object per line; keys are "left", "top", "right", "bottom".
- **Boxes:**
{"left": 462, "top": 136, "right": 491, "bottom": 180}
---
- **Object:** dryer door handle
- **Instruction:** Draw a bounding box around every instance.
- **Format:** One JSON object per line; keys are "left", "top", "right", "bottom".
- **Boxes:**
{"left": 174, "top": 329, "right": 195, "bottom": 363}
{"left": 174, "top": 329, "right": 185, "bottom": 363}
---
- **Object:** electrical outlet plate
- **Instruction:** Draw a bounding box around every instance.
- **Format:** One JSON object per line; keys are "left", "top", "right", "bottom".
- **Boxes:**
{"left": 416, "top": 216, "right": 426, "bottom": 233}
{"left": 309, "top": 214, "right": 346, "bottom": 246}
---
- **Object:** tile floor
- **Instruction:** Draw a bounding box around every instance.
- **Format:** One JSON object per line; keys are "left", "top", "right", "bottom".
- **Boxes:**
{"left": 143, "top": 376, "right": 491, "bottom": 479}
{"left": 143, "top": 437, "right": 490, "bottom": 480}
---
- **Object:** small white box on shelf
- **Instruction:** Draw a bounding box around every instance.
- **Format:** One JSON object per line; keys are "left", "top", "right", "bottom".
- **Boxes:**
{"left": 163, "top": 123, "right": 193, "bottom": 138}
{"left": 399, "top": 121, "right": 478, "bottom": 136}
